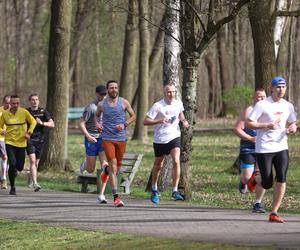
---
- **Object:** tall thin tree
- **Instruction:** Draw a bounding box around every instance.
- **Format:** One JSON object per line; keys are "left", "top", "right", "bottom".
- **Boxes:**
{"left": 39, "top": 0, "right": 72, "bottom": 170}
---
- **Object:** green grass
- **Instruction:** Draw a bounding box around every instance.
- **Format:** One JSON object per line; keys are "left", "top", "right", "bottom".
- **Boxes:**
{"left": 0, "top": 219, "right": 273, "bottom": 250}
{"left": 6, "top": 129, "right": 299, "bottom": 249}
{"left": 15, "top": 130, "right": 300, "bottom": 213}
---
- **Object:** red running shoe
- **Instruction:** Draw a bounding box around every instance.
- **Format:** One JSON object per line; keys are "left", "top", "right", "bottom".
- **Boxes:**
{"left": 114, "top": 195, "right": 124, "bottom": 207}
{"left": 100, "top": 165, "right": 109, "bottom": 183}
{"left": 247, "top": 170, "right": 259, "bottom": 192}
{"left": 269, "top": 213, "right": 284, "bottom": 223}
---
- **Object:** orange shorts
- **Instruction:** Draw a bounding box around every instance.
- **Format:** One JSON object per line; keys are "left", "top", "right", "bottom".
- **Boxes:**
{"left": 102, "top": 140, "right": 126, "bottom": 167}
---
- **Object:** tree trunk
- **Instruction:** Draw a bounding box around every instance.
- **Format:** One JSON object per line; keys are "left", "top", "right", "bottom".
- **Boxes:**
{"left": 157, "top": 0, "right": 181, "bottom": 191}
{"left": 132, "top": 0, "right": 149, "bottom": 140}
{"left": 119, "top": 0, "right": 139, "bottom": 104}
{"left": 69, "top": 0, "right": 91, "bottom": 106}
{"left": 180, "top": 54, "right": 199, "bottom": 200}
{"left": 39, "top": 0, "right": 72, "bottom": 171}
{"left": 248, "top": 0, "right": 276, "bottom": 90}
{"left": 217, "top": 27, "right": 231, "bottom": 116}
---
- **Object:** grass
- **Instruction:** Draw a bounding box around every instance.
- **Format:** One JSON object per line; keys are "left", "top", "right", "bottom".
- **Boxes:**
{"left": 4, "top": 128, "right": 299, "bottom": 249}
{"left": 14, "top": 129, "right": 300, "bottom": 213}
{"left": 0, "top": 218, "right": 272, "bottom": 250}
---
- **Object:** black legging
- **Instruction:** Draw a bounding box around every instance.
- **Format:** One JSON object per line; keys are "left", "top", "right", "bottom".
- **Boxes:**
{"left": 5, "top": 144, "right": 26, "bottom": 188}
{"left": 256, "top": 150, "right": 289, "bottom": 190}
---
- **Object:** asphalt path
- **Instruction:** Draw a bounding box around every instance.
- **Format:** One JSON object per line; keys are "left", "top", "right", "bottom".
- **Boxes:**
{"left": 1, "top": 187, "right": 300, "bottom": 249}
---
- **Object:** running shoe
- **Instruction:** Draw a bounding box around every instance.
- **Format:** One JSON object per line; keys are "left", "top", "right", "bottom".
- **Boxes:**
{"left": 238, "top": 181, "right": 248, "bottom": 194}
{"left": 1, "top": 179, "right": 7, "bottom": 189}
{"left": 114, "top": 195, "right": 124, "bottom": 207}
{"left": 172, "top": 191, "right": 185, "bottom": 201}
{"left": 151, "top": 190, "right": 160, "bottom": 204}
{"left": 269, "top": 213, "right": 284, "bottom": 223}
{"left": 96, "top": 194, "right": 108, "bottom": 204}
{"left": 252, "top": 202, "right": 266, "bottom": 213}
{"left": 9, "top": 187, "right": 16, "bottom": 195}
{"left": 79, "top": 161, "right": 86, "bottom": 174}
{"left": 33, "top": 183, "right": 41, "bottom": 192}
{"left": 100, "top": 165, "right": 109, "bottom": 183}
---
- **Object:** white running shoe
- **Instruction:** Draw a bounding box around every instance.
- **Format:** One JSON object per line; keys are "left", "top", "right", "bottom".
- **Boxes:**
{"left": 96, "top": 194, "right": 107, "bottom": 204}
{"left": 33, "top": 183, "right": 42, "bottom": 192}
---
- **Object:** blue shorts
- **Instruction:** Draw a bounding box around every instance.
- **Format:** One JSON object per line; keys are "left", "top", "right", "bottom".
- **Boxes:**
{"left": 84, "top": 137, "right": 104, "bottom": 156}
{"left": 239, "top": 153, "right": 256, "bottom": 169}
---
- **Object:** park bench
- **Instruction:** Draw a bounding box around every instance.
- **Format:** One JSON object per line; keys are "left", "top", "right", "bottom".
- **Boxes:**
{"left": 77, "top": 153, "right": 143, "bottom": 194}
{"left": 68, "top": 107, "right": 84, "bottom": 121}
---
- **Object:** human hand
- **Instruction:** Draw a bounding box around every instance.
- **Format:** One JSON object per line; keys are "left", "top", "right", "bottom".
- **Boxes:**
{"left": 87, "top": 135, "right": 97, "bottom": 143}
{"left": 24, "top": 132, "right": 31, "bottom": 140}
{"left": 116, "top": 124, "right": 125, "bottom": 131}
{"left": 36, "top": 117, "right": 43, "bottom": 125}
{"left": 286, "top": 123, "right": 297, "bottom": 134}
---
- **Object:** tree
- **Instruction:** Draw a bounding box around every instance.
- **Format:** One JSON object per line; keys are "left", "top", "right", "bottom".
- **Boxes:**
{"left": 248, "top": 1, "right": 276, "bottom": 90}
{"left": 39, "top": 0, "right": 72, "bottom": 170}
{"left": 119, "top": 0, "right": 139, "bottom": 104}
{"left": 180, "top": 0, "right": 250, "bottom": 199}
{"left": 132, "top": 0, "right": 150, "bottom": 140}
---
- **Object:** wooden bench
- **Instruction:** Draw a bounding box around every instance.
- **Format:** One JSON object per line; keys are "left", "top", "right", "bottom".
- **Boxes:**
{"left": 77, "top": 153, "right": 143, "bottom": 194}
{"left": 68, "top": 107, "right": 84, "bottom": 121}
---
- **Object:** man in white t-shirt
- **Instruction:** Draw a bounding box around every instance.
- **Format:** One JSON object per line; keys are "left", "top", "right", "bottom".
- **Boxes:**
{"left": 143, "top": 84, "right": 189, "bottom": 204}
{"left": 247, "top": 76, "right": 297, "bottom": 223}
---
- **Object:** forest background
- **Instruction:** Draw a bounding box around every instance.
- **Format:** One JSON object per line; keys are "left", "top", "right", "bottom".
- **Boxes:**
{"left": 1, "top": 0, "right": 300, "bottom": 198}
{"left": 1, "top": 0, "right": 300, "bottom": 116}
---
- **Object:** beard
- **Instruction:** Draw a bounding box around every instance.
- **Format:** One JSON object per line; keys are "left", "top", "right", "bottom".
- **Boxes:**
{"left": 108, "top": 92, "right": 118, "bottom": 99}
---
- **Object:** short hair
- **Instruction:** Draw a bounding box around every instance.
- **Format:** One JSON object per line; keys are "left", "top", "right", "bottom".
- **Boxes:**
{"left": 2, "top": 95, "right": 10, "bottom": 103}
{"left": 106, "top": 80, "right": 119, "bottom": 89}
{"left": 255, "top": 87, "right": 265, "bottom": 92}
{"left": 10, "top": 94, "right": 19, "bottom": 99}
{"left": 28, "top": 93, "right": 39, "bottom": 101}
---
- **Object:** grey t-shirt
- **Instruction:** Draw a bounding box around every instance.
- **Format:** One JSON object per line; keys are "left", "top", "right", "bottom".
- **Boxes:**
{"left": 82, "top": 101, "right": 102, "bottom": 138}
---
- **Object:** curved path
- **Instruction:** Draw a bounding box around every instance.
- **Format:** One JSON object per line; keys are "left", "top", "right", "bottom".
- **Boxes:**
{"left": 1, "top": 187, "right": 300, "bottom": 249}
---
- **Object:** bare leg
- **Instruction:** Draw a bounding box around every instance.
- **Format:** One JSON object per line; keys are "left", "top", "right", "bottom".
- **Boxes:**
{"left": 271, "top": 182, "right": 286, "bottom": 214}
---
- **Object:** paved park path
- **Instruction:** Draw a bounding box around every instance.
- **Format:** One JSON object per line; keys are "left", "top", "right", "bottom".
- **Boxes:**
{"left": 1, "top": 187, "right": 300, "bottom": 249}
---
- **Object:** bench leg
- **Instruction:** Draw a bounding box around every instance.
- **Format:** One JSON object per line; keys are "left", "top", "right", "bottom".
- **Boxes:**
{"left": 81, "top": 182, "right": 88, "bottom": 193}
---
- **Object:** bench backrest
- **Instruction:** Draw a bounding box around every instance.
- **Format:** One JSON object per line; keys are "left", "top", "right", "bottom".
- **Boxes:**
{"left": 68, "top": 107, "right": 84, "bottom": 120}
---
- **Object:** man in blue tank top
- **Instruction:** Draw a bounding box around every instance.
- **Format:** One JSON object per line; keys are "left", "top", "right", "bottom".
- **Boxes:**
{"left": 234, "top": 88, "right": 266, "bottom": 213}
{"left": 94, "top": 80, "right": 136, "bottom": 207}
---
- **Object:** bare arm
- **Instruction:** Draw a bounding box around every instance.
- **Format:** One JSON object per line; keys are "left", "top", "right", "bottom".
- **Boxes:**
{"left": 233, "top": 107, "right": 255, "bottom": 143}
{"left": 143, "top": 116, "right": 166, "bottom": 126}
{"left": 179, "top": 112, "right": 189, "bottom": 128}
{"left": 79, "top": 117, "right": 97, "bottom": 143}
{"left": 124, "top": 99, "right": 136, "bottom": 126}
{"left": 286, "top": 121, "right": 297, "bottom": 134}
{"left": 246, "top": 118, "right": 280, "bottom": 130}
{"left": 94, "top": 102, "right": 103, "bottom": 132}
{"left": 42, "top": 118, "right": 55, "bottom": 128}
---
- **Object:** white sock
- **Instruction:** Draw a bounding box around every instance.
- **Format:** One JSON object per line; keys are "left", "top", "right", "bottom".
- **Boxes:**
{"left": 254, "top": 200, "right": 261, "bottom": 204}
{"left": 172, "top": 187, "right": 178, "bottom": 192}
{"left": 152, "top": 184, "right": 158, "bottom": 191}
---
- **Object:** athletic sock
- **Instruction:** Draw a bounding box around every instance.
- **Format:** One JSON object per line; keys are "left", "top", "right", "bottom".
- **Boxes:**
{"left": 152, "top": 184, "right": 158, "bottom": 191}
{"left": 172, "top": 187, "right": 178, "bottom": 192}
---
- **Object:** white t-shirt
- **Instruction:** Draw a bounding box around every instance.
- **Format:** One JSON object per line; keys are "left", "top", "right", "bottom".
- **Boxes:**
{"left": 146, "top": 99, "right": 184, "bottom": 144}
{"left": 248, "top": 96, "right": 297, "bottom": 153}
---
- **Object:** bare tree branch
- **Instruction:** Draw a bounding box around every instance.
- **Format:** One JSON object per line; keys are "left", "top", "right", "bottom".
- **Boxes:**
{"left": 182, "top": 0, "right": 206, "bottom": 32}
{"left": 197, "top": 0, "right": 250, "bottom": 53}
{"left": 277, "top": 10, "right": 300, "bottom": 17}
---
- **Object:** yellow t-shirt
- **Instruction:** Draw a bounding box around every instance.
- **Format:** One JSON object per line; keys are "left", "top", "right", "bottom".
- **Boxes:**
{"left": 0, "top": 107, "right": 37, "bottom": 147}
{"left": 0, "top": 106, "right": 7, "bottom": 142}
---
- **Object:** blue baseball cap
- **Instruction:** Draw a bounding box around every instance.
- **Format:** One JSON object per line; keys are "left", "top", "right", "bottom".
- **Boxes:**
{"left": 271, "top": 76, "right": 286, "bottom": 87}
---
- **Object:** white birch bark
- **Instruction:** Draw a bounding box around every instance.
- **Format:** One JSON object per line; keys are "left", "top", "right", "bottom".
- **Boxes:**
{"left": 274, "top": 0, "right": 289, "bottom": 59}
{"left": 163, "top": 0, "right": 181, "bottom": 98}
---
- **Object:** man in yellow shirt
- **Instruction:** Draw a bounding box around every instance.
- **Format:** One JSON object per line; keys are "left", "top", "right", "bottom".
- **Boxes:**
{"left": 0, "top": 95, "right": 36, "bottom": 195}
{"left": 0, "top": 95, "right": 10, "bottom": 189}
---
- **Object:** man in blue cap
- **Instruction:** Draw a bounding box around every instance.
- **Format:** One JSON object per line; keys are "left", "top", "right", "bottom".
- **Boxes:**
{"left": 246, "top": 76, "right": 297, "bottom": 223}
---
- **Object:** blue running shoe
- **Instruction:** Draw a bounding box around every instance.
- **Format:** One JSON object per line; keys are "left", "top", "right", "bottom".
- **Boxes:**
{"left": 253, "top": 202, "right": 266, "bottom": 213}
{"left": 239, "top": 181, "right": 247, "bottom": 194}
{"left": 151, "top": 190, "right": 160, "bottom": 204}
{"left": 172, "top": 191, "right": 184, "bottom": 201}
